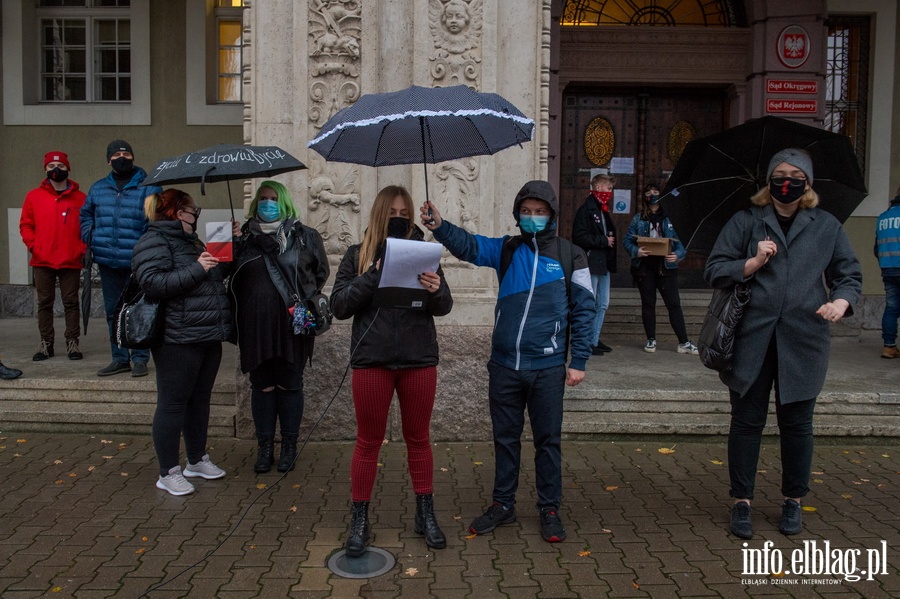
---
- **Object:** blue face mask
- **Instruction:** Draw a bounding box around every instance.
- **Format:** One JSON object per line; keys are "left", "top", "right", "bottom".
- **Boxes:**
{"left": 256, "top": 199, "right": 281, "bottom": 223}
{"left": 519, "top": 214, "right": 550, "bottom": 234}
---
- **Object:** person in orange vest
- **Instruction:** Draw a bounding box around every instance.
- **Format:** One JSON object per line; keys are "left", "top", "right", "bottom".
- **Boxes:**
{"left": 19, "top": 151, "right": 87, "bottom": 361}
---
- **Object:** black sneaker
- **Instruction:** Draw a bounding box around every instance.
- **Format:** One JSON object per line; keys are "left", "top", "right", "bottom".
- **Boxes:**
{"left": 131, "top": 362, "right": 149, "bottom": 377}
{"left": 539, "top": 507, "right": 566, "bottom": 542}
{"left": 779, "top": 499, "right": 803, "bottom": 535}
{"left": 97, "top": 361, "right": 131, "bottom": 377}
{"left": 0, "top": 360, "right": 23, "bottom": 380}
{"left": 32, "top": 340, "right": 53, "bottom": 361}
{"left": 66, "top": 339, "right": 83, "bottom": 360}
{"left": 595, "top": 340, "right": 613, "bottom": 353}
{"left": 591, "top": 345, "right": 605, "bottom": 356}
{"left": 730, "top": 501, "right": 753, "bottom": 539}
{"left": 469, "top": 502, "right": 516, "bottom": 534}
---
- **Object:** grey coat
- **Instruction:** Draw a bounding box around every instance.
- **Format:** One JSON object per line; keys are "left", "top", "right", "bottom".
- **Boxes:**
{"left": 704, "top": 205, "right": 861, "bottom": 404}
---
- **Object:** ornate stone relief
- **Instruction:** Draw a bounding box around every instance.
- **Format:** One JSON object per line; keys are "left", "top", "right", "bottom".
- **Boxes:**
{"left": 307, "top": 0, "right": 362, "bottom": 255}
{"left": 429, "top": 0, "right": 483, "bottom": 250}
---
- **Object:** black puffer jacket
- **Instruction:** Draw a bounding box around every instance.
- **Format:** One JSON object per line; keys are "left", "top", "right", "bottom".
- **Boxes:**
{"left": 330, "top": 227, "right": 453, "bottom": 369}
{"left": 132, "top": 220, "right": 233, "bottom": 345}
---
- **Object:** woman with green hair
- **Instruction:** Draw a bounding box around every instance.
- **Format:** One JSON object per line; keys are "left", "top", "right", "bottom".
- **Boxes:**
{"left": 230, "top": 180, "right": 329, "bottom": 474}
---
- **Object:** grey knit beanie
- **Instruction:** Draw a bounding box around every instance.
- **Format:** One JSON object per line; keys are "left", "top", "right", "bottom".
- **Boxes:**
{"left": 766, "top": 148, "right": 813, "bottom": 185}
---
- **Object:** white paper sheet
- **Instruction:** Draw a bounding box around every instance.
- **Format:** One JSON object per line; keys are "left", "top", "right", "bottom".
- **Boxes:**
{"left": 377, "top": 238, "right": 443, "bottom": 289}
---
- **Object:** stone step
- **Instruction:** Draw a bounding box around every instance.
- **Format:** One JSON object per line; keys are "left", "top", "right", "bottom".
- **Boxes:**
{"left": 562, "top": 412, "right": 900, "bottom": 437}
{"left": 0, "top": 400, "right": 234, "bottom": 437}
{"left": 0, "top": 378, "right": 234, "bottom": 405}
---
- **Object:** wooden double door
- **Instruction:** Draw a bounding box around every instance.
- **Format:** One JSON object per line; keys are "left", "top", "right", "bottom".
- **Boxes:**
{"left": 558, "top": 88, "right": 725, "bottom": 288}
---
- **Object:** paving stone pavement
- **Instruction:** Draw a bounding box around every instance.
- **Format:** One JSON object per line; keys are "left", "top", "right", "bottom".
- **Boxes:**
{"left": 1, "top": 434, "right": 899, "bottom": 598}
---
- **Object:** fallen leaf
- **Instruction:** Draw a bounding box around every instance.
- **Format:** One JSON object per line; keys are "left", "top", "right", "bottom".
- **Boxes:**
{"left": 16, "top": 439, "right": 27, "bottom": 443}
{"left": 605, "top": 486, "right": 618, "bottom": 491}
{"left": 473, "top": 461, "right": 483, "bottom": 466}
{"left": 813, "top": 479, "right": 823, "bottom": 484}
{"left": 0, "top": 446, "right": 5, "bottom": 449}
{"left": 88, "top": 466, "right": 96, "bottom": 472}
{"left": 453, "top": 516, "right": 462, "bottom": 521}
{"left": 68, "top": 473, "right": 77, "bottom": 478}
{"left": 634, "top": 448, "right": 642, "bottom": 452}
{"left": 632, "top": 581, "right": 640, "bottom": 589}
{"left": 248, "top": 545, "right": 256, "bottom": 549}
{"left": 771, "top": 571, "right": 786, "bottom": 578}
{"left": 54, "top": 460, "right": 63, "bottom": 465}
{"left": 405, "top": 567, "right": 418, "bottom": 577}
{"left": 290, "top": 506, "right": 297, "bottom": 512}
{"left": 709, "top": 460, "right": 724, "bottom": 465}
{"left": 382, "top": 439, "right": 389, "bottom": 445}
{"left": 841, "top": 494, "right": 852, "bottom": 499}
{"left": 842, "top": 450, "right": 849, "bottom": 454}
{"left": 860, "top": 478, "right": 870, "bottom": 482}
{"left": 14, "top": 453, "right": 22, "bottom": 457}
{"left": 602, "top": 528, "right": 612, "bottom": 533}
{"left": 877, "top": 483, "right": 887, "bottom": 489}
{"left": 850, "top": 460, "right": 862, "bottom": 464}
{"left": 141, "top": 536, "right": 149, "bottom": 542}
{"left": 118, "top": 443, "right": 127, "bottom": 450}
{"left": 882, "top": 454, "right": 889, "bottom": 458}
{"left": 135, "top": 548, "right": 145, "bottom": 554}
{"left": 465, "top": 533, "right": 477, "bottom": 539}
{"left": 657, "top": 448, "right": 675, "bottom": 455}
{"left": 51, "top": 587, "right": 62, "bottom": 593}
{"left": 812, "top": 471, "right": 824, "bottom": 475}
{"left": 256, "top": 483, "right": 266, "bottom": 489}
{"left": 102, "top": 456, "right": 113, "bottom": 460}
{"left": 801, "top": 506, "right": 817, "bottom": 512}
{"left": 757, "top": 470, "right": 767, "bottom": 474}
{"left": 852, "top": 481, "right": 862, "bottom": 485}
{"left": 440, "top": 467, "right": 449, "bottom": 472}
{"left": 101, "top": 440, "right": 112, "bottom": 445}
{"left": 54, "top": 479, "right": 65, "bottom": 484}
{"left": 120, "top": 472, "right": 128, "bottom": 477}
{"left": 292, "top": 484, "right": 300, "bottom": 489}
{"left": 578, "top": 550, "right": 591, "bottom": 556}
{"left": 856, "top": 451, "right": 866, "bottom": 455}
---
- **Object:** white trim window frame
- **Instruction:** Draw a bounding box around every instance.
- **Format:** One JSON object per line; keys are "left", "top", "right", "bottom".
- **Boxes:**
{"left": 2, "top": 0, "right": 150, "bottom": 125}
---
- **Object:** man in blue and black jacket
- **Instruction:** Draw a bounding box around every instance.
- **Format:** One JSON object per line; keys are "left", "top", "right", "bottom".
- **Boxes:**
{"left": 876, "top": 188, "right": 900, "bottom": 359}
{"left": 421, "top": 179, "right": 595, "bottom": 543}
{"left": 81, "top": 140, "right": 162, "bottom": 378}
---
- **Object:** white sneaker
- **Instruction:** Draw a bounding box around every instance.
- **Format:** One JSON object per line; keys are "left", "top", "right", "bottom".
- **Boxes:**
{"left": 678, "top": 341, "right": 699, "bottom": 355}
{"left": 156, "top": 466, "right": 195, "bottom": 496}
{"left": 184, "top": 454, "right": 226, "bottom": 480}
{"left": 643, "top": 339, "right": 657, "bottom": 353}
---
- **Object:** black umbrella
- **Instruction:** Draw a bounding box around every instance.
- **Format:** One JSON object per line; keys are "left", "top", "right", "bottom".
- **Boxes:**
{"left": 307, "top": 85, "right": 534, "bottom": 205}
{"left": 80, "top": 240, "right": 94, "bottom": 334}
{"left": 143, "top": 144, "right": 307, "bottom": 220}
{"left": 660, "top": 116, "right": 867, "bottom": 255}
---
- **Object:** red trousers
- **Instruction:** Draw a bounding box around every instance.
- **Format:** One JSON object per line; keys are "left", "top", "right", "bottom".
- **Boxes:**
{"left": 350, "top": 366, "right": 437, "bottom": 501}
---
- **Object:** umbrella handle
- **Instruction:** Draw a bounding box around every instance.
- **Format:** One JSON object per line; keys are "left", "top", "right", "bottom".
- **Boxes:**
{"left": 200, "top": 166, "right": 216, "bottom": 196}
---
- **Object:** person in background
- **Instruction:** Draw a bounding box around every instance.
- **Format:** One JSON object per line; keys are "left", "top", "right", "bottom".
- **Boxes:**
{"left": 231, "top": 181, "right": 329, "bottom": 475}
{"left": 331, "top": 185, "right": 453, "bottom": 556}
{"left": 623, "top": 183, "right": 698, "bottom": 355}
{"left": 0, "top": 358, "right": 23, "bottom": 380}
{"left": 132, "top": 189, "right": 234, "bottom": 496}
{"left": 572, "top": 172, "right": 617, "bottom": 356}
{"left": 422, "top": 180, "right": 595, "bottom": 544}
{"left": 80, "top": 140, "right": 162, "bottom": 378}
{"left": 875, "top": 187, "right": 900, "bottom": 359}
{"left": 19, "top": 151, "right": 87, "bottom": 361}
{"left": 705, "top": 148, "right": 861, "bottom": 539}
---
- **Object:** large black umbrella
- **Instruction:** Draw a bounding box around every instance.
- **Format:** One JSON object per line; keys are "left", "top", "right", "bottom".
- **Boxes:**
{"left": 660, "top": 116, "right": 867, "bottom": 255}
{"left": 80, "top": 240, "right": 94, "bottom": 334}
{"left": 307, "top": 85, "right": 534, "bottom": 204}
{"left": 143, "top": 144, "right": 307, "bottom": 220}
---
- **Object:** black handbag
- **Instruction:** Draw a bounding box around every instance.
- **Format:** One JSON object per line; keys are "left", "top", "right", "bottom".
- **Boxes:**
{"left": 290, "top": 293, "right": 332, "bottom": 336}
{"left": 115, "top": 276, "right": 163, "bottom": 349}
{"left": 698, "top": 282, "right": 751, "bottom": 372}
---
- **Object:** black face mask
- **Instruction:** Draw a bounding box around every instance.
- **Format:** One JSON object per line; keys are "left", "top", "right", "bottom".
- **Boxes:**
{"left": 47, "top": 168, "right": 69, "bottom": 183}
{"left": 769, "top": 177, "right": 807, "bottom": 203}
{"left": 387, "top": 217, "right": 410, "bottom": 238}
{"left": 111, "top": 157, "right": 134, "bottom": 175}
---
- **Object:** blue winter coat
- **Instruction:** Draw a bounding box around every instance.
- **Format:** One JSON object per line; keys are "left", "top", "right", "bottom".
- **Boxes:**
{"left": 432, "top": 180, "right": 596, "bottom": 371}
{"left": 623, "top": 213, "right": 686, "bottom": 271}
{"left": 80, "top": 167, "right": 162, "bottom": 270}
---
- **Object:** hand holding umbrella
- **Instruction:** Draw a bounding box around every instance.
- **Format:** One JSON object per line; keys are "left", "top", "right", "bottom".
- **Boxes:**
{"left": 419, "top": 200, "right": 443, "bottom": 230}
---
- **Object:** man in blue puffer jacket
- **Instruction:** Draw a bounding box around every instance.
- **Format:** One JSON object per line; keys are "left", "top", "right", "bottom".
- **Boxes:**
{"left": 421, "top": 180, "right": 595, "bottom": 544}
{"left": 80, "top": 140, "right": 162, "bottom": 377}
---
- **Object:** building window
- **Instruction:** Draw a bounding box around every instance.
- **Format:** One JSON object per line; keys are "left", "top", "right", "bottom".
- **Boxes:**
{"left": 561, "top": 0, "right": 746, "bottom": 27}
{"left": 216, "top": 1, "right": 244, "bottom": 103}
{"left": 825, "top": 16, "right": 870, "bottom": 172}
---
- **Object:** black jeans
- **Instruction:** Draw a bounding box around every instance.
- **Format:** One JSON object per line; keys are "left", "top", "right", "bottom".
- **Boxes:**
{"left": 635, "top": 270, "right": 688, "bottom": 343}
{"left": 728, "top": 338, "right": 816, "bottom": 500}
{"left": 151, "top": 342, "right": 222, "bottom": 475}
{"left": 487, "top": 360, "right": 565, "bottom": 511}
{"left": 249, "top": 357, "right": 305, "bottom": 439}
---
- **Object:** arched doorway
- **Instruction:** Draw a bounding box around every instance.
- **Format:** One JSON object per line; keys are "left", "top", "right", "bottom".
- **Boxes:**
{"left": 552, "top": 0, "right": 749, "bottom": 288}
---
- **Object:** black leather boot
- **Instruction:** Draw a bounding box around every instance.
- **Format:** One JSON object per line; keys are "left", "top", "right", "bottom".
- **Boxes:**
{"left": 254, "top": 436, "right": 274, "bottom": 473}
{"left": 345, "top": 501, "right": 370, "bottom": 557}
{"left": 277, "top": 435, "right": 297, "bottom": 472}
{"left": 414, "top": 493, "right": 447, "bottom": 549}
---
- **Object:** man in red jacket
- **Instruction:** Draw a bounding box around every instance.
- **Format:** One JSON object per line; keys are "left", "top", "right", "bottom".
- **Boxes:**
{"left": 19, "top": 151, "right": 87, "bottom": 361}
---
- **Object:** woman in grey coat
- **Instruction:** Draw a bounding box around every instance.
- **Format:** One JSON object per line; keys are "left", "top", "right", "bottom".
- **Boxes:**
{"left": 704, "top": 148, "right": 861, "bottom": 540}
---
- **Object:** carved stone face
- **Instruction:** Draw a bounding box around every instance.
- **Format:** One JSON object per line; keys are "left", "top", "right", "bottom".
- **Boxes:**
{"left": 442, "top": 2, "right": 469, "bottom": 34}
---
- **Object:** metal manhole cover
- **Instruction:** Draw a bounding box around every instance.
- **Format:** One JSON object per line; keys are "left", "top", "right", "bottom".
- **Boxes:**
{"left": 327, "top": 546, "right": 396, "bottom": 579}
